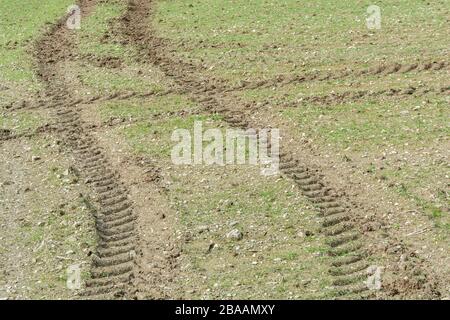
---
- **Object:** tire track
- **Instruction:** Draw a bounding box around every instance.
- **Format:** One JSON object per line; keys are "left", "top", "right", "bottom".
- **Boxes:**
{"left": 121, "top": 0, "right": 442, "bottom": 299}
{"left": 278, "top": 157, "right": 370, "bottom": 296}
{"left": 0, "top": 124, "right": 57, "bottom": 144}
{"left": 6, "top": 59, "right": 447, "bottom": 113}
{"left": 224, "top": 60, "right": 449, "bottom": 93}
{"left": 267, "top": 85, "right": 450, "bottom": 109}
{"left": 122, "top": 0, "right": 370, "bottom": 298}
{"left": 0, "top": 129, "right": 17, "bottom": 142}
{"left": 3, "top": 88, "right": 177, "bottom": 112}
{"left": 34, "top": 0, "right": 137, "bottom": 299}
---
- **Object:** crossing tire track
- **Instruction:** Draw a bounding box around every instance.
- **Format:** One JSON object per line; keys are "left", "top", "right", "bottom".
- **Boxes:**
{"left": 120, "top": 0, "right": 444, "bottom": 299}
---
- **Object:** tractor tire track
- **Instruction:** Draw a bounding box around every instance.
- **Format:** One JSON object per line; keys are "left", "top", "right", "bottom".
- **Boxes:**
{"left": 3, "top": 88, "right": 177, "bottom": 113}
{"left": 267, "top": 85, "right": 450, "bottom": 109}
{"left": 0, "top": 124, "right": 58, "bottom": 144}
{"left": 224, "top": 60, "right": 449, "bottom": 93}
{"left": 121, "top": 0, "right": 442, "bottom": 299}
{"left": 34, "top": 0, "right": 137, "bottom": 299}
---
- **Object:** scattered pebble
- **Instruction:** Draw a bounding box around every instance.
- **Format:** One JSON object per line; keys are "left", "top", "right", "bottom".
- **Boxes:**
{"left": 229, "top": 221, "right": 239, "bottom": 227}
{"left": 197, "top": 225, "right": 209, "bottom": 234}
{"left": 226, "top": 229, "right": 243, "bottom": 241}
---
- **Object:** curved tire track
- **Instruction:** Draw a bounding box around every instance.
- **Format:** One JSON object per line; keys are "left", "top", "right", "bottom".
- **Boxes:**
{"left": 120, "top": 0, "right": 443, "bottom": 299}
{"left": 34, "top": 0, "right": 137, "bottom": 299}
{"left": 121, "top": 0, "right": 370, "bottom": 298}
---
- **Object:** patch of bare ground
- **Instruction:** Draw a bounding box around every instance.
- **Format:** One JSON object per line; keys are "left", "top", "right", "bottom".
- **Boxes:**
{"left": 80, "top": 101, "right": 182, "bottom": 299}
{"left": 0, "top": 135, "right": 96, "bottom": 299}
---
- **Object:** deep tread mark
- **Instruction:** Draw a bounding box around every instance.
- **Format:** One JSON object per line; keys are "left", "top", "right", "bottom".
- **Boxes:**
{"left": 34, "top": 0, "right": 137, "bottom": 299}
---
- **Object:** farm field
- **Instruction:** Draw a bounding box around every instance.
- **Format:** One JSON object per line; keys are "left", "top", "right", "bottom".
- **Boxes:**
{"left": 0, "top": 0, "right": 448, "bottom": 300}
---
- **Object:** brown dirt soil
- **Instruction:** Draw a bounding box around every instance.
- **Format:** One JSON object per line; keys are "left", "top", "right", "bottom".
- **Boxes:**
{"left": 0, "top": 136, "right": 97, "bottom": 299}
{"left": 79, "top": 101, "right": 182, "bottom": 299}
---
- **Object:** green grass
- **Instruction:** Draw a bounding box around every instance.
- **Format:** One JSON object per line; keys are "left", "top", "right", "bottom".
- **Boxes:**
{"left": 386, "top": 166, "right": 449, "bottom": 231}
{"left": 78, "top": 65, "right": 166, "bottom": 94}
{"left": 167, "top": 163, "right": 333, "bottom": 299}
{"left": 174, "top": 174, "right": 312, "bottom": 225}
{"left": 99, "top": 95, "right": 198, "bottom": 121}
{"left": 0, "top": 0, "right": 74, "bottom": 88}
{"left": 282, "top": 97, "right": 449, "bottom": 152}
{"left": 238, "top": 71, "right": 449, "bottom": 105}
{"left": 120, "top": 114, "right": 223, "bottom": 159}
{"left": 77, "top": 0, "right": 129, "bottom": 59}
{"left": 0, "top": 110, "right": 45, "bottom": 134}
{"left": 154, "top": 0, "right": 449, "bottom": 82}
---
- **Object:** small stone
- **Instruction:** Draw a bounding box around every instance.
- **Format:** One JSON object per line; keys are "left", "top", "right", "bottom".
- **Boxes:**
{"left": 31, "top": 155, "right": 41, "bottom": 162}
{"left": 301, "top": 279, "right": 312, "bottom": 286}
{"left": 197, "top": 225, "right": 209, "bottom": 234}
{"left": 229, "top": 221, "right": 239, "bottom": 227}
{"left": 226, "top": 229, "right": 243, "bottom": 241}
